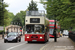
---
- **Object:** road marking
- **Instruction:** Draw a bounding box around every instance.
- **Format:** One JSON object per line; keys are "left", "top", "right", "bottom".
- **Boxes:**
{"left": 6, "top": 43, "right": 25, "bottom": 50}
{"left": 55, "top": 49, "right": 65, "bottom": 50}
{"left": 40, "top": 39, "right": 53, "bottom": 50}
{"left": 40, "top": 43, "right": 47, "bottom": 50}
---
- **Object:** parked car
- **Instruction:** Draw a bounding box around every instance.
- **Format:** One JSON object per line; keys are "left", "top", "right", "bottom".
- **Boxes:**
{"left": 63, "top": 30, "right": 69, "bottom": 36}
{"left": 4, "top": 32, "right": 21, "bottom": 43}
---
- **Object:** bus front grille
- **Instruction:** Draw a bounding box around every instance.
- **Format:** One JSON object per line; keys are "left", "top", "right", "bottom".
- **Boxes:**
{"left": 31, "top": 35, "right": 38, "bottom": 38}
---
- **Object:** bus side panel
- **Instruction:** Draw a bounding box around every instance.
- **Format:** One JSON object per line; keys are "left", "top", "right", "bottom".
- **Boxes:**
{"left": 47, "top": 32, "right": 50, "bottom": 39}
{"left": 49, "top": 34, "right": 54, "bottom": 38}
{"left": 44, "top": 32, "right": 49, "bottom": 41}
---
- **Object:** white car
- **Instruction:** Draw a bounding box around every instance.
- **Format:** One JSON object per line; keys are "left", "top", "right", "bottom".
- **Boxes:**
{"left": 63, "top": 30, "right": 69, "bottom": 36}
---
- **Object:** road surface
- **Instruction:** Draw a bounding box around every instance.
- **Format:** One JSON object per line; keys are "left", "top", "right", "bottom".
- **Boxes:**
{"left": 0, "top": 36, "right": 50, "bottom": 50}
{"left": 0, "top": 36, "right": 75, "bottom": 50}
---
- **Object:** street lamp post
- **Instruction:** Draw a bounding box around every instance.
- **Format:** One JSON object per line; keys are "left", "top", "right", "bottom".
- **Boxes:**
{"left": 54, "top": 19, "right": 57, "bottom": 42}
{"left": 19, "top": 23, "right": 20, "bottom": 25}
{"left": 23, "top": 15, "right": 25, "bottom": 35}
{"left": 16, "top": 23, "right": 18, "bottom": 32}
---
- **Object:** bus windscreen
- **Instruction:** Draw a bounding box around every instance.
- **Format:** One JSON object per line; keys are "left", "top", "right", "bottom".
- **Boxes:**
{"left": 49, "top": 29, "right": 54, "bottom": 35}
{"left": 25, "top": 25, "right": 44, "bottom": 34}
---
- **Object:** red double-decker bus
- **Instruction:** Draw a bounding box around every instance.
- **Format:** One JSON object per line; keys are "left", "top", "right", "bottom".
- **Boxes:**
{"left": 25, "top": 11, "right": 49, "bottom": 43}
{"left": 49, "top": 20, "right": 60, "bottom": 38}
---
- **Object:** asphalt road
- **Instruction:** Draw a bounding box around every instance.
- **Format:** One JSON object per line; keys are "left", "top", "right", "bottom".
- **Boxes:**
{"left": 0, "top": 36, "right": 74, "bottom": 50}
{"left": 0, "top": 36, "right": 53, "bottom": 50}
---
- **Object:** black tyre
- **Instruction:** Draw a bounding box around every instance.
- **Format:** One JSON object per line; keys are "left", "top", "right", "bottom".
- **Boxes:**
{"left": 19, "top": 38, "right": 21, "bottom": 42}
{"left": 4, "top": 40, "right": 6, "bottom": 43}
{"left": 27, "top": 41, "right": 31, "bottom": 43}
{"left": 44, "top": 39, "right": 46, "bottom": 43}
{"left": 46, "top": 39, "right": 49, "bottom": 42}
{"left": 16, "top": 39, "right": 18, "bottom": 42}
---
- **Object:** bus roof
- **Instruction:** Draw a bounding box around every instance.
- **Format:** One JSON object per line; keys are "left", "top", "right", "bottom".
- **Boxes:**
{"left": 49, "top": 20, "right": 55, "bottom": 22}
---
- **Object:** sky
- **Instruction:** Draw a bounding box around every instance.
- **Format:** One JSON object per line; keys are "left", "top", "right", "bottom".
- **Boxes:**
{"left": 4, "top": 0, "right": 46, "bottom": 15}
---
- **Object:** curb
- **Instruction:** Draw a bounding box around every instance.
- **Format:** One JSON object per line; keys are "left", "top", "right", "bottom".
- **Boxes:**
{"left": 0, "top": 37, "right": 2, "bottom": 40}
{"left": 68, "top": 38, "right": 75, "bottom": 46}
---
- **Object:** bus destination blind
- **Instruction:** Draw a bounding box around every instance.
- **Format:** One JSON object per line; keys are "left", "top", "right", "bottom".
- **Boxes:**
{"left": 30, "top": 18, "right": 40, "bottom": 23}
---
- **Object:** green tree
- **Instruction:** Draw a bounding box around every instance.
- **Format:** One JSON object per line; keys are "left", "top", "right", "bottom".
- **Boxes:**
{"left": 0, "top": 2, "right": 10, "bottom": 26}
{"left": 8, "top": 12, "right": 15, "bottom": 24}
{"left": 28, "top": 0, "right": 38, "bottom": 11}
{"left": 12, "top": 10, "right": 26, "bottom": 27}
{"left": 0, "top": 2, "right": 4, "bottom": 26}
{"left": 40, "top": 0, "right": 75, "bottom": 29}
{"left": 4, "top": 9, "right": 10, "bottom": 26}
{"left": 12, "top": 16, "right": 22, "bottom": 26}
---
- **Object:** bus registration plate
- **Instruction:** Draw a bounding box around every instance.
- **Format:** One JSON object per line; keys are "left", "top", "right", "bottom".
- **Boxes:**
{"left": 32, "top": 40, "right": 37, "bottom": 41}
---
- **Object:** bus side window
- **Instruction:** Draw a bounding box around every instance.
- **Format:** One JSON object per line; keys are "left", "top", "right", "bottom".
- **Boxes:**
{"left": 47, "top": 27, "right": 49, "bottom": 32}
{"left": 42, "top": 25, "right": 44, "bottom": 33}
{"left": 45, "top": 27, "right": 48, "bottom": 32}
{"left": 46, "top": 27, "right": 49, "bottom": 32}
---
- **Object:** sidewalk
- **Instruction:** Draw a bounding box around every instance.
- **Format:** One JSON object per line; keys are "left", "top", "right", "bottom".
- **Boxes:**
{"left": 41, "top": 36, "right": 75, "bottom": 50}
{"left": 0, "top": 35, "right": 2, "bottom": 39}
{"left": 0, "top": 34, "right": 6, "bottom": 40}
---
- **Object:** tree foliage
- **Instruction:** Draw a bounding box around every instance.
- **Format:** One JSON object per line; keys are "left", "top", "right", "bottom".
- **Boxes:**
{"left": 7, "top": 12, "right": 15, "bottom": 24}
{"left": 41, "top": 0, "right": 75, "bottom": 29}
{"left": 0, "top": 2, "right": 11, "bottom": 26}
{"left": 12, "top": 10, "right": 26, "bottom": 27}
{"left": 28, "top": 0, "right": 38, "bottom": 11}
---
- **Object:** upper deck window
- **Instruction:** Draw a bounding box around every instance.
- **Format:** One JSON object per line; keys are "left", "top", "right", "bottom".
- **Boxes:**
{"left": 26, "top": 11, "right": 45, "bottom": 16}
{"left": 50, "top": 22, "right": 55, "bottom": 24}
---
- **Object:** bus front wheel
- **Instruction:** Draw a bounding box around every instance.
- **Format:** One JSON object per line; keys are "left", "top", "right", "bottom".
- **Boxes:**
{"left": 27, "top": 41, "right": 31, "bottom": 43}
{"left": 46, "top": 39, "right": 49, "bottom": 42}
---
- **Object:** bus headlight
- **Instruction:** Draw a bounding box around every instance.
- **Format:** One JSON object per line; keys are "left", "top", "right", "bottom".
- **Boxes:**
{"left": 27, "top": 36, "right": 29, "bottom": 38}
{"left": 40, "top": 37, "right": 43, "bottom": 39}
